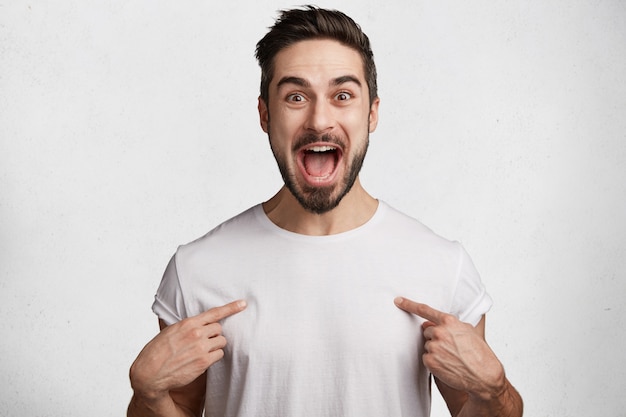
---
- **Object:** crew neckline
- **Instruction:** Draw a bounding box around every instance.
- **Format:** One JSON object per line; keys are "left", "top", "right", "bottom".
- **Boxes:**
{"left": 254, "top": 200, "right": 388, "bottom": 241}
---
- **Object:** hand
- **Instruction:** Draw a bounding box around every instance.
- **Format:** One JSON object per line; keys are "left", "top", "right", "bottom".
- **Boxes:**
{"left": 129, "top": 300, "right": 247, "bottom": 400}
{"left": 394, "top": 297, "right": 505, "bottom": 399}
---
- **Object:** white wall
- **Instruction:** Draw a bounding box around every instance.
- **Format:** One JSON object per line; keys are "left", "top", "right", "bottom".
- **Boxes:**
{"left": 1, "top": 1, "right": 625, "bottom": 416}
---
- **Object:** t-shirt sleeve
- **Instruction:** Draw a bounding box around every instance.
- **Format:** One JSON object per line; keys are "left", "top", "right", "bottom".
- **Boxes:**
{"left": 151, "top": 252, "right": 188, "bottom": 326}
{"left": 450, "top": 244, "right": 493, "bottom": 326}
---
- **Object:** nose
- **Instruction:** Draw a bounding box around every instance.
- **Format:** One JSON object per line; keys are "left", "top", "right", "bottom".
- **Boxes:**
{"left": 304, "top": 99, "right": 334, "bottom": 133}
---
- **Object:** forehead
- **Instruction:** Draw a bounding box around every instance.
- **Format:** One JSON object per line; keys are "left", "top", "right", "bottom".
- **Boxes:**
{"left": 272, "top": 39, "right": 365, "bottom": 86}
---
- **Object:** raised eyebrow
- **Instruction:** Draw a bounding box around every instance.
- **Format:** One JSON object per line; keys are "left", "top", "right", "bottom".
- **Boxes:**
{"left": 276, "top": 76, "right": 310, "bottom": 89}
{"left": 331, "top": 75, "right": 362, "bottom": 88}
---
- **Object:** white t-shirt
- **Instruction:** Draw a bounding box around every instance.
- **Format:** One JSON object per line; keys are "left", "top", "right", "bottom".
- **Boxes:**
{"left": 153, "top": 201, "right": 492, "bottom": 417}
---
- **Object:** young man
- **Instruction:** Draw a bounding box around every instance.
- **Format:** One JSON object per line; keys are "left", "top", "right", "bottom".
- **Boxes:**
{"left": 128, "top": 6, "right": 523, "bottom": 417}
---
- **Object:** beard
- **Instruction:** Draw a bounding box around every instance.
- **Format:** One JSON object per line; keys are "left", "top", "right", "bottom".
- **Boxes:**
{"left": 270, "top": 132, "right": 369, "bottom": 215}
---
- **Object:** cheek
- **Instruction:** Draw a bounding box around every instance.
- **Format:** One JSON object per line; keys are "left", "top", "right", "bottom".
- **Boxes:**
{"left": 269, "top": 110, "right": 304, "bottom": 139}
{"left": 342, "top": 110, "right": 371, "bottom": 136}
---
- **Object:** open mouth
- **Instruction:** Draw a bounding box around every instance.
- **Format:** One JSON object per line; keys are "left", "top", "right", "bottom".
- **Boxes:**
{"left": 298, "top": 144, "right": 342, "bottom": 184}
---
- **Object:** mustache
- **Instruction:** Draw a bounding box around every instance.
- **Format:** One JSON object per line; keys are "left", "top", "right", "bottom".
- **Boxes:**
{"left": 292, "top": 133, "right": 345, "bottom": 152}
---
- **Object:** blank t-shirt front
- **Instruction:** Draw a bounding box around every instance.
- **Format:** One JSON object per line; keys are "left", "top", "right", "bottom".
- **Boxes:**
{"left": 153, "top": 201, "right": 492, "bottom": 417}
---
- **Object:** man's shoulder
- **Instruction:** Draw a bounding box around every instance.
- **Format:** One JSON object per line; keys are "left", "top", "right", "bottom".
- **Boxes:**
{"left": 379, "top": 202, "right": 460, "bottom": 250}
{"left": 178, "top": 204, "right": 263, "bottom": 252}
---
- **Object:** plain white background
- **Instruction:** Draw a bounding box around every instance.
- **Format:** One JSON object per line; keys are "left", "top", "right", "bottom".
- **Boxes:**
{"left": 1, "top": 1, "right": 625, "bottom": 416}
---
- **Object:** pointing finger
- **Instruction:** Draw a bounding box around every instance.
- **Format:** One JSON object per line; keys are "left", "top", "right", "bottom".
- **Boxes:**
{"left": 394, "top": 297, "right": 446, "bottom": 325}
{"left": 197, "top": 300, "right": 247, "bottom": 325}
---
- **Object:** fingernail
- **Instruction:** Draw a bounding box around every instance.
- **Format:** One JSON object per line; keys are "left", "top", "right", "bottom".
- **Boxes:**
{"left": 394, "top": 297, "right": 404, "bottom": 305}
{"left": 238, "top": 300, "right": 247, "bottom": 308}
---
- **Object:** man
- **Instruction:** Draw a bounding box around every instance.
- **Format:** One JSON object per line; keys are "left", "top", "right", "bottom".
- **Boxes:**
{"left": 128, "top": 6, "right": 523, "bottom": 417}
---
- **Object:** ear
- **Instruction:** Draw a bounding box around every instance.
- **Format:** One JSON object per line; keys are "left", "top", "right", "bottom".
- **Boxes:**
{"left": 368, "top": 97, "right": 380, "bottom": 133}
{"left": 258, "top": 96, "right": 269, "bottom": 133}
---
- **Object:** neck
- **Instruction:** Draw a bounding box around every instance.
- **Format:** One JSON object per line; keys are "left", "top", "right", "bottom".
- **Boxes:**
{"left": 262, "top": 179, "right": 378, "bottom": 236}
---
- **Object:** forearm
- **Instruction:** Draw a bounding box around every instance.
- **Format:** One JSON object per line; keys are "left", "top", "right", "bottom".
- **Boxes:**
{"left": 457, "top": 378, "right": 523, "bottom": 417}
{"left": 127, "top": 393, "right": 196, "bottom": 417}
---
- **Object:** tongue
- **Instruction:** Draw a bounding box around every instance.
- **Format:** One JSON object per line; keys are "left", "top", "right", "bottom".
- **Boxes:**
{"left": 303, "top": 152, "right": 335, "bottom": 177}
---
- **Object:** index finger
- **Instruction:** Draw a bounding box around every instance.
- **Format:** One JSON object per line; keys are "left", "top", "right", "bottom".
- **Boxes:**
{"left": 394, "top": 297, "right": 446, "bottom": 324}
{"left": 197, "top": 300, "right": 247, "bottom": 324}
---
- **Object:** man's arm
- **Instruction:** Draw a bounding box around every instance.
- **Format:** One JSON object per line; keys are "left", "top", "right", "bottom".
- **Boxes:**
{"left": 127, "top": 301, "right": 247, "bottom": 417}
{"left": 432, "top": 317, "right": 523, "bottom": 417}
{"left": 127, "top": 320, "right": 206, "bottom": 417}
{"left": 394, "top": 297, "right": 523, "bottom": 417}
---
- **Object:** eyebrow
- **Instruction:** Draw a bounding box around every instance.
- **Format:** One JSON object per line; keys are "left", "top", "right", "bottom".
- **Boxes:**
{"left": 276, "top": 75, "right": 362, "bottom": 90}
{"left": 277, "top": 76, "right": 310, "bottom": 89}
{"left": 331, "top": 75, "right": 362, "bottom": 88}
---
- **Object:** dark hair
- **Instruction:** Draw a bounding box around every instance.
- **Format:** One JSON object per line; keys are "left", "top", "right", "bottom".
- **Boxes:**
{"left": 255, "top": 5, "right": 378, "bottom": 105}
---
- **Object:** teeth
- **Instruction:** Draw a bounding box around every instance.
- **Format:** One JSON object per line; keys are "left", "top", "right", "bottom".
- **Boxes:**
{"left": 307, "top": 145, "right": 336, "bottom": 152}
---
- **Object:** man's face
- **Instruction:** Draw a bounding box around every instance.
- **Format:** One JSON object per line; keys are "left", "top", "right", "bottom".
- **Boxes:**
{"left": 258, "top": 39, "right": 380, "bottom": 214}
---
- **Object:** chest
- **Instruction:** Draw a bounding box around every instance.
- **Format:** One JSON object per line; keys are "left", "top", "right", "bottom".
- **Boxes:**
{"left": 184, "top": 239, "right": 458, "bottom": 366}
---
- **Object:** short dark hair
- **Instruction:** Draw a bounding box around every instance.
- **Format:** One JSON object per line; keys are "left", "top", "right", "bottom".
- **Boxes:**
{"left": 255, "top": 5, "right": 378, "bottom": 105}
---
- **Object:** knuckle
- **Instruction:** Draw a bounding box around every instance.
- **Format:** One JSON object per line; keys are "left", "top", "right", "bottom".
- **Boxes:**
{"left": 194, "top": 354, "right": 213, "bottom": 370}
{"left": 212, "top": 335, "right": 227, "bottom": 348}
{"left": 189, "top": 327, "right": 204, "bottom": 340}
{"left": 428, "top": 326, "right": 442, "bottom": 338}
{"left": 422, "top": 353, "right": 434, "bottom": 369}
{"left": 425, "top": 340, "right": 438, "bottom": 353}
{"left": 206, "top": 349, "right": 225, "bottom": 367}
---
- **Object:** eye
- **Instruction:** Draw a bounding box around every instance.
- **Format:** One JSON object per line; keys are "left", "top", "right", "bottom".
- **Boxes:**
{"left": 335, "top": 91, "right": 352, "bottom": 101}
{"left": 286, "top": 93, "right": 306, "bottom": 103}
